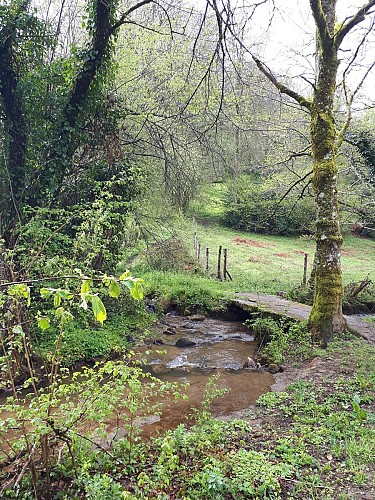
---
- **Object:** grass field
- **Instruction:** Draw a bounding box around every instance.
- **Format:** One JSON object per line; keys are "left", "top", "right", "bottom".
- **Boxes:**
{"left": 176, "top": 218, "right": 375, "bottom": 295}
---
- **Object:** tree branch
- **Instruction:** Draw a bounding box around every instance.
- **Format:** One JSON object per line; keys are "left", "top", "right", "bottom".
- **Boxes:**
{"left": 309, "top": 0, "right": 330, "bottom": 40}
{"left": 252, "top": 56, "right": 312, "bottom": 110}
{"left": 112, "top": 0, "right": 154, "bottom": 32}
{"left": 336, "top": 0, "right": 375, "bottom": 46}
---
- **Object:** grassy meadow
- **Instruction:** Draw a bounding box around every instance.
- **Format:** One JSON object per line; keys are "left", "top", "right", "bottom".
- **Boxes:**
{"left": 176, "top": 218, "right": 375, "bottom": 294}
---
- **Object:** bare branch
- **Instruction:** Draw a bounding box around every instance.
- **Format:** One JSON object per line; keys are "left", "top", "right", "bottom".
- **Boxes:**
{"left": 112, "top": 0, "right": 154, "bottom": 32}
{"left": 336, "top": 17, "right": 375, "bottom": 148}
{"left": 336, "top": 0, "right": 375, "bottom": 46}
{"left": 252, "top": 57, "right": 312, "bottom": 110}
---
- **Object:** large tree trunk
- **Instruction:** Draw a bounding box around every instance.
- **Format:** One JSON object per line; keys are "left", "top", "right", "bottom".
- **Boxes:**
{"left": 308, "top": 0, "right": 345, "bottom": 345}
{"left": 31, "top": 0, "right": 114, "bottom": 205}
{"left": 0, "top": 1, "right": 29, "bottom": 246}
{"left": 253, "top": 0, "right": 375, "bottom": 345}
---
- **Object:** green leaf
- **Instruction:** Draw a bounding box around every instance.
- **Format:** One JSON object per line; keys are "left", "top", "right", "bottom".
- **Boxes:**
{"left": 54, "top": 294, "right": 61, "bottom": 308}
{"left": 130, "top": 281, "right": 144, "bottom": 300}
{"left": 119, "top": 270, "right": 131, "bottom": 280}
{"left": 37, "top": 317, "right": 50, "bottom": 331}
{"left": 109, "top": 280, "right": 121, "bottom": 298}
{"left": 40, "top": 288, "right": 52, "bottom": 298}
{"left": 124, "top": 280, "right": 135, "bottom": 290}
{"left": 58, "top": 289, "right": 73, "bottom": 300}
{"left": 91, "top": 296, "right": 107, "bottom": 325}
{"left": 81, "top": 280, "right": 91, "bottom": 294}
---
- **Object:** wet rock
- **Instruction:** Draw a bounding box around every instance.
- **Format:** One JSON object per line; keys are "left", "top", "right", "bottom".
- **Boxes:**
{"left": 187, "top": 315, "right": 206, "bottom": 322}
{"left": 181, "top": 322, "right": 197, "bottom": 329}
{"left": 163, "top": 327, "right": 177, "bottom": 335}
{"left": 153, "top": 339, "right": 164, "bottom": 345}
{"left": 151, "top": 365, "right": 171, "bottom": 375}
{"left": 146, "top": 300, "right": 157, "bottom": 313}
{"left": 175, "top": 337, "right": 197, "bottom": 348}
{"left": 268, "top": 363, "right": 281, "bottom": 374}
{"left": 243, "top": 357, "right": 261, "bottom": 370}
{"left": 225, "top": 363, "right": 243, "bottom": 370}
{"left": 126, "top": 334, "right": 135, "bottom": 345}
{"left": 134, "top": 414, "right": 161, "bottom": 427}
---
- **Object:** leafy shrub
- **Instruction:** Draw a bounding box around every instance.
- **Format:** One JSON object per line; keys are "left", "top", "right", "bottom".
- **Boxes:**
{"left": 222, "top": 178, "right": 315, "bottom": 236}
{"left": 247, "top": 316, "right": 312, "bottom": 364}
{"left": 84, "top": 473, "right": 128, "bottom": 499}
{"left": 35, "top": 306, "right": 154, "bottom": 366}
{"left": 288, "top": 285, "right": 314, "bottom": 305}
{"left": 145, "top": 237, "right": 195, "bottom": 272}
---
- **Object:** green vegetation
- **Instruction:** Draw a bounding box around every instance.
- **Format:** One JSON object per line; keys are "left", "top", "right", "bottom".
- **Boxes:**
{"left": 248, "top": 317, "right": 313, "bottom": 365}
{"left": 1, "top": 0, "right": 375, "bottom": 497}
{"left": 3, "top": 336, "right": 373, "bottom": 499}
{"left": 132, "top": 217, "right": 375, "bottom": 299}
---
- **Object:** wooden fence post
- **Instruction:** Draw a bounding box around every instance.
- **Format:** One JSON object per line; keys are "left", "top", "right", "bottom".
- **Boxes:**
{"left": 303, "top": 253, "right": 308, "bottom": 287}
{"left": 217, "top": 245, "right": 222, "bottom": 280}
{"left": 223, "top": 248, "right": 227, "bottom": 280}
{"left": 193, "top": 216, "right": 197, "bottom": 255}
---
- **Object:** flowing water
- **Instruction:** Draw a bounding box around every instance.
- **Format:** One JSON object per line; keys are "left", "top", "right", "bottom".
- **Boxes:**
{"left": 135, "top": 313, "right": 274, "bottom": 436}
{"left": 0, "top": 315, "right": 274, "bottom": 446}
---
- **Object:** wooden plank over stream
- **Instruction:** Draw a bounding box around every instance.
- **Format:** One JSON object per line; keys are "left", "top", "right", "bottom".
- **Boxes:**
{"left": 232, "top": 293, "right": 375, "bottom": 346}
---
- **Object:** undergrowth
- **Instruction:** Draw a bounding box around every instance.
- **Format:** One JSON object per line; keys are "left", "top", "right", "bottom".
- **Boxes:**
{"left": 6, "top": 338, "right": 373, "bottom": 499}
{"left": 247, "top": 316, "right": 313, "bottom": 365}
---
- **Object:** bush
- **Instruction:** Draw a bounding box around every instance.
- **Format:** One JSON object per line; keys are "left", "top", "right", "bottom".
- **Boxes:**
{"left": 247, "top": 316, "right": 312, "bottom": 364}
{"left": 145, "top": 238, "right": 195, "bottom": 272}
{"left": 222, "top": 178, "right": 315, "bottom": 236}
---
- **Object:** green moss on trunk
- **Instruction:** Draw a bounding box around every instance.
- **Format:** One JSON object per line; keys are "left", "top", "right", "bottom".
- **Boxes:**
{"left": 308, "top": 0, "right": 346, "bottom": 344}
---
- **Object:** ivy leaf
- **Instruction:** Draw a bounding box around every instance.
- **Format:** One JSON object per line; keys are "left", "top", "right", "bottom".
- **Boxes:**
{"left": 109, "top": 280, "right": 120, "bottom": 298}
{"left": 91, "top": 296, "right": 107, "bottom": 325}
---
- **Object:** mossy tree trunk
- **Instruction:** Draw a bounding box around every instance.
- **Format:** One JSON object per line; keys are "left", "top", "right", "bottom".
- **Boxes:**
{"left": 253, "top": 0, "right": 375, "bottom": 345}
{"left": 308, "top": 0, "right": 345, "bottom": 346}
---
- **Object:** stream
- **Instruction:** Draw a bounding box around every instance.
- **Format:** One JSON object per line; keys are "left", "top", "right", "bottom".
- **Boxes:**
{"left": 135, "top": 313, "right": 274, "bottom": 437}
{"left": 0, "top": 315, "right": 274, "bottom": 448}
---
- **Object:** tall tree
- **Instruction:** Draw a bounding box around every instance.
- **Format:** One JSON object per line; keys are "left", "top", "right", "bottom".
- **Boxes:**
{"left": 0, "top": 0, "right": 155, "bottom": 247}
{"left": 251, "top": 0, "right": 375, "bottom": 345}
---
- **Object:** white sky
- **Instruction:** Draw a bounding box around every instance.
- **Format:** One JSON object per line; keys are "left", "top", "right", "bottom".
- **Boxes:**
{"left": 245, "top": 0, "right": 375, "bottom": 106}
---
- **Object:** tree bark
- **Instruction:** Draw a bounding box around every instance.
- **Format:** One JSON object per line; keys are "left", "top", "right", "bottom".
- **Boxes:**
{"left": 0, "top": 1, "right": 30, "bottom": 245}
{"left": 308, "top": 0, "right": 345, "bottom": 345}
